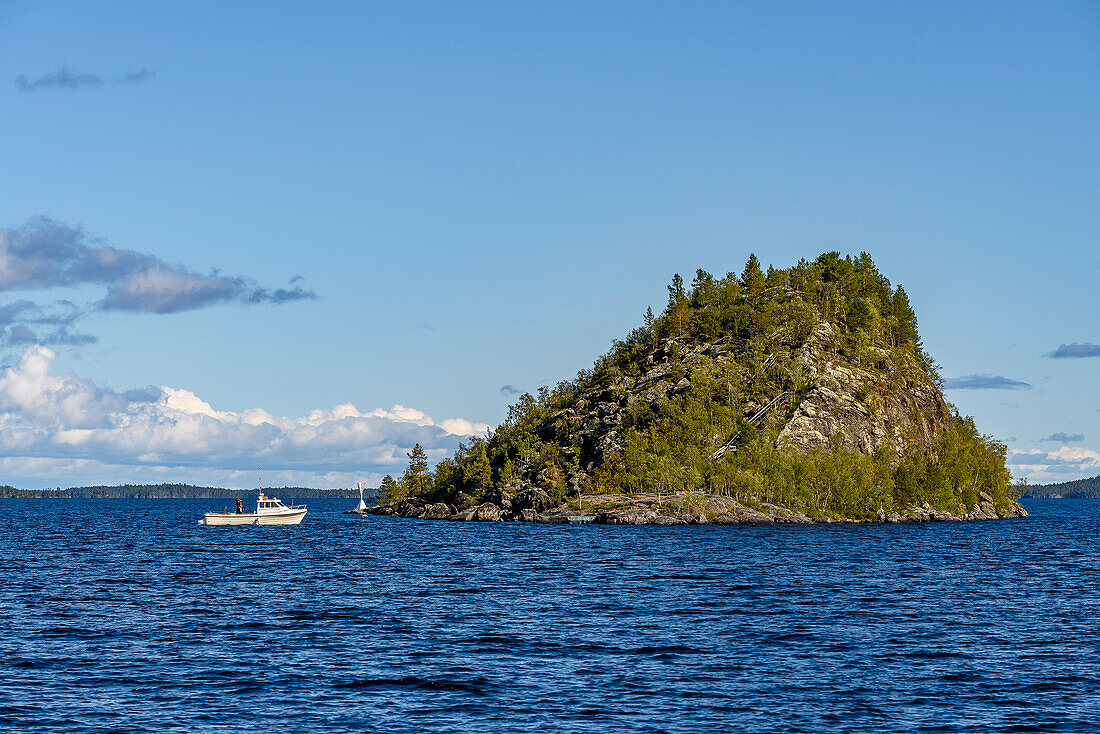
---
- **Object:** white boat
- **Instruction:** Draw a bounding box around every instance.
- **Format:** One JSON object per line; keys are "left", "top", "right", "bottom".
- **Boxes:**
{"left": 199, "top": 494, "right": 307, "bottom": 526}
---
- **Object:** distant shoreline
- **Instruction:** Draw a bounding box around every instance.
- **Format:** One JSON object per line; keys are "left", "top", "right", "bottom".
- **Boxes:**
{"left": 1021, "top": 494, "right": 1100, "bottom": 500}
{"left": 1021, "top": 475, "right": 1100, "bottom": 500}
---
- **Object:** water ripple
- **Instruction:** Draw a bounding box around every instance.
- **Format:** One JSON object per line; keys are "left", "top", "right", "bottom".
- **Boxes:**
{"left": 1, "top": 498, "right": 1097, "bottom": 732}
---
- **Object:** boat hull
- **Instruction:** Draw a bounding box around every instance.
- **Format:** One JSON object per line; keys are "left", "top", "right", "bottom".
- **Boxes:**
{"left": 199, "top": 509, "right": 307, "bottom": 526}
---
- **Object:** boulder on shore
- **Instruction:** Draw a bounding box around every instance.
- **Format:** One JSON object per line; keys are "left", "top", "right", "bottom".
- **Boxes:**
{"left": 423, "top": 503, "right": 454, "bottom": 520}
{"left": 363, "top": 489, "right": 1027, "bottom": 526}
{"left": 472, "top": 503, "right": 503, "bottom": 522}
{"left": 513, "top": 487, "right": 552, "bottom": 513}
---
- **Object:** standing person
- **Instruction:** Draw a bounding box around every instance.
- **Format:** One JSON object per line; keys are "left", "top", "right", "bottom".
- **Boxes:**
{"left": 236, "top": 497, "right": 243, "bottom": 514}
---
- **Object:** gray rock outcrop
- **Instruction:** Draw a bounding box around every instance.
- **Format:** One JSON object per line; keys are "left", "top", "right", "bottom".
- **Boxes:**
{"left": 776, "top": 322, "right": 950, "bottom": 457}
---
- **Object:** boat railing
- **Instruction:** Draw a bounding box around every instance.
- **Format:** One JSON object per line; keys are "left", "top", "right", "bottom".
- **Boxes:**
{"left": 271, "top": 501, "right": 307, "bottom": 511}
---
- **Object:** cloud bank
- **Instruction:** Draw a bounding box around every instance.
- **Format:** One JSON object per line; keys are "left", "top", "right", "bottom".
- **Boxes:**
{"left": 15, "top": 65, "right": 157, "bottom": 92}
{"left": 0, "top": 345, "right": 489, "bottom": 488}
{"left": 0, "top": 217, "right": 315, "bottom": 350}
{"left": 1008, "top": 446, "right": 1100, "bottom": 483}
{"left": 1048, "top": 343, "right": 1100, "bottom": 359}
{"left": 943, "top": 374, "right": 1032, "bottom": 391}
{"left": 1, "top": 217, "right": 314, "bottom": 313}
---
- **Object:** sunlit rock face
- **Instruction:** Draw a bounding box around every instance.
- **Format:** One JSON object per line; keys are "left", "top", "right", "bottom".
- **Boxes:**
{"left": 777, "top": 322, "right": 952, "bottom": 458}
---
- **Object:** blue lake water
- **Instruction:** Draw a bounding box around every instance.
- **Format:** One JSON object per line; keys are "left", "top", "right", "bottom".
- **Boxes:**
{"left": 1, "top": 498, "right": 1097, "bottom": 733}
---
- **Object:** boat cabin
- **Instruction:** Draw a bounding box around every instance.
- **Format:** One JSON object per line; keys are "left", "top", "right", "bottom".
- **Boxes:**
{"left": 256, "top": 495, "right": 290, "bottom": 513}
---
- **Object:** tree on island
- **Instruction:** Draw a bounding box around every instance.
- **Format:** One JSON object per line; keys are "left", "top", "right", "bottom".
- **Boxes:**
{"left": 741, "top": 253, "right": 765, "bottom": 297}
{"left": 401, "top": 443, "right": 431, "bottom": 498}
{"left": 378, "top": 475, "right": 402, "bottom": 504}
{"left": 666, "top": 273, "right": 687, "bottom": 337}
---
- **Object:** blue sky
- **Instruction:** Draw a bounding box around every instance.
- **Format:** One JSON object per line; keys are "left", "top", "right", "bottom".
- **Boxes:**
{"left": 0, "top": 1, "right": 1098, "bottom": 488}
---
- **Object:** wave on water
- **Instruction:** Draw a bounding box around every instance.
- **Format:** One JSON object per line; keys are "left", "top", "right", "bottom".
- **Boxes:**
{"left": 0, "top": 498, "right": 1097, "bottom": 733}
{"left": 337, "top": 677, "right": 492, "bottom": 695}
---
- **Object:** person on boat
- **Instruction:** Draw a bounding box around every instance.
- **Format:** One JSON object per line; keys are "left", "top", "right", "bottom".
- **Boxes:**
{"left": 236, "top": 498, "right": 243, "bottom": 514}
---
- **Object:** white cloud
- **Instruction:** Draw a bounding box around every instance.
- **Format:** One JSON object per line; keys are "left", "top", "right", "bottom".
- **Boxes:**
{"left": 439, "top": 417, "right": 491, "bottom": 436}
{"left": 1046, "top": 446, "right": 1100, "bottom": 465}
{"left": 0, "top": 345, "right": 490, "bottom": 488}
{"left": 1007, "top": 446, "right": 1100, "bottom": 483}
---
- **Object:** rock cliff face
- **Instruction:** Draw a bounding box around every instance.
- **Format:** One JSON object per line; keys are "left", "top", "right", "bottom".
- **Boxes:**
{"left": 533, "top": 318, "right": 952, "bottom": 479}
{"left": 775, "top": 322, "right": 951, "bottom": 457}
{"left": 535, "top": 337, "right": 740, "bottom": 473}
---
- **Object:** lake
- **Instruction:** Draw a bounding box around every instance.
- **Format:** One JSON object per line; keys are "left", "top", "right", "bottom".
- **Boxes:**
{"left": 1, "top": 498, "right": 1096, "bottom": 733}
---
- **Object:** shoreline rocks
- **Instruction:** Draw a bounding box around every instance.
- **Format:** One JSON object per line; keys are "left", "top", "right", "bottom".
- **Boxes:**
{"left": 349, "top": 491, "right": 1028, "bottom": 526}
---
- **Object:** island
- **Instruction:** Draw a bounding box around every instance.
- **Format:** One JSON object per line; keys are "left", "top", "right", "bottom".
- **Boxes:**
{"left": 361, "top": 252, "right": 1027, "bottom": 525}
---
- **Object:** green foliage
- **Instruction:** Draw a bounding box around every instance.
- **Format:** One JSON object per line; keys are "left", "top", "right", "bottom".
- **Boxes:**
{"left": 742, "top": 253, "right": 765, "bottom": 296}
{"left": 707, "top": 416, "right": 1014, "bottom": 517}
{"left": 461, "top": 437, "right": 493, "bottom": 501}
{"left": 387, "top": 251, "right": 1015, "bottom": 518}
{"left": 378, "top": 474, "right": 403, "bottom": 504}
{"left": 401, "top": 443, "right": 430, "bottom": 498}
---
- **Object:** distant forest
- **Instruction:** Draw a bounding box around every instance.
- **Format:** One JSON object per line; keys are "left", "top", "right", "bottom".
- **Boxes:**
{"left": 0, "top": 483, "right": 372, "bottom": 499}
{"left": 1023, "top": 476, "right": 1100, "bottom": 499}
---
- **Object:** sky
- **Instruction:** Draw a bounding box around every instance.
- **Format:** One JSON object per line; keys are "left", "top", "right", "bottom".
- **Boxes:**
{"left": 0, "top": 0, "right": 1098, "bottom": 488}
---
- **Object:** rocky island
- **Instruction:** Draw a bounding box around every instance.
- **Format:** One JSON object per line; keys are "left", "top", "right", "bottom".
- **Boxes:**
{"left": 363, "top": 252, "right": 1026, "bottom": 525}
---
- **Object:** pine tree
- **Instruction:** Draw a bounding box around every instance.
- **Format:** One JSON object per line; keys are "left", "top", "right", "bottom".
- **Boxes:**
{"left": 847, "top": 296, "right": 874, "bottom": 334}
{"left": 667, "top": 273, "right": 686, "bottom": 304}
{"left": 402, "top": 443, "right": 430, "bottom": 497}
{"left": 379, "top": 474, "right": 402, "bottom": 504}
{"left": 741, "top": 254, "right": 765, "bottom": 295}
{"left": 667, "top": 274, "right": 687, "bottom": 336}
{"left": 461, "top": 437, "right": 492, "bottom": 500}
{"left": 892, "top": 286, "right": 920, "bottom": 349}
{"left": 691, "top": 268, "right": 715, "bottom": 307}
